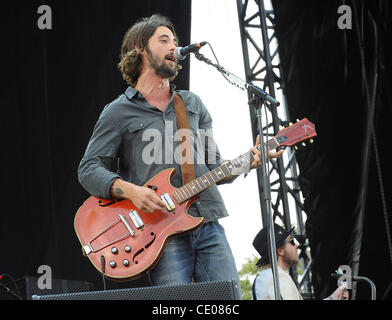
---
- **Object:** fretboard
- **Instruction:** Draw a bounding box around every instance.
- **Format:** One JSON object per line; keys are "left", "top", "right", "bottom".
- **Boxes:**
{"left": 172, "top": 136, "right": 280, "bottom": 203}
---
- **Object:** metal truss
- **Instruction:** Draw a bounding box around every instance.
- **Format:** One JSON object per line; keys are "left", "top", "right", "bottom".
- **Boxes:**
{"left": 236, "top": 0, "right": 313, "bottom": 297}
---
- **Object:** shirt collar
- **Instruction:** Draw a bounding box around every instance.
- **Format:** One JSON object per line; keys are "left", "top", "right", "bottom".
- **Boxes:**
{"left": 124, "top": 84, "right": 177, "bottom": 100}
{"left": 278, "top": 266, "right": 290, "bottom": 274}
{"left": 124, "top": 86, "right": 138, "bottom": 100}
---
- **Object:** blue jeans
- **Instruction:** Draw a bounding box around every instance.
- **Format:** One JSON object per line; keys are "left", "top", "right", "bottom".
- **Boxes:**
{"left": 147, "top": 221, "right": 239, "bottom": 286}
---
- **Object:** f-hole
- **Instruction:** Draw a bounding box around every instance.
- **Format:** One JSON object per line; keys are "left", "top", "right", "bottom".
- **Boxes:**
{"left": 145, "top": 232, "right": 156, "bottom": 249}
{"left": 98, "top": 199, "right": 124, "bottom": 207}
{"left": 132, "top": 232, "right": 156, "bottom": 264}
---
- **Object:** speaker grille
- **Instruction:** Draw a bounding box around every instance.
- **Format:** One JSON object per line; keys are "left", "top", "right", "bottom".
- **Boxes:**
{"left": 32, "top": 280, "right": 241, "bottom": 300}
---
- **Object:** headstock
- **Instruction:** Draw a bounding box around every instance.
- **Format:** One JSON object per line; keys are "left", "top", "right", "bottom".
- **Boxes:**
{"left": 275, "top": 118, "right": 317, "bottom": 150}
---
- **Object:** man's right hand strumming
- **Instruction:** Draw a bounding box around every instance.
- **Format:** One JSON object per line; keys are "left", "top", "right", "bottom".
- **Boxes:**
{"left": 111, "top": 179, "right": 167, "bottom": 213}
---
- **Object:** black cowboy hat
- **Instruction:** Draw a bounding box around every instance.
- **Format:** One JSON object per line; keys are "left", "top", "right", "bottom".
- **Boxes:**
{"left": 253, "top": 223, "right": 295, "bottom": 267}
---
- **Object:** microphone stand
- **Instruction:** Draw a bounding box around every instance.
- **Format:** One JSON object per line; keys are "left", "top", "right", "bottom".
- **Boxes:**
{"left": 194, "top": 52, "right": 282, "bottom": 300}
{"left": 353, "top": 276, "right": 377, "bottom": 300}
{"left": 332, "top": 270, "right": 377, "bottom": 300}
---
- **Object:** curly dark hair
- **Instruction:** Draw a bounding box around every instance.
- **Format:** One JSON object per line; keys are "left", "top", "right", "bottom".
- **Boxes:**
{"left": 118, "top": 14, "right": 182, "bottom": 87}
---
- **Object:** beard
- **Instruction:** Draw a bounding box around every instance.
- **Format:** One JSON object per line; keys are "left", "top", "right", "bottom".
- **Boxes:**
{"left": 146, "top": 45, "right": 177, "bottom": 79}
{"left": 284, "top": 251, "right": 299, "bottom": 267}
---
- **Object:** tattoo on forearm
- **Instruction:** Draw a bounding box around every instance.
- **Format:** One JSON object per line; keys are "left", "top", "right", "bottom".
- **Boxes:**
{"left": 114, "top": 188, "right": 124, "bottom": 195}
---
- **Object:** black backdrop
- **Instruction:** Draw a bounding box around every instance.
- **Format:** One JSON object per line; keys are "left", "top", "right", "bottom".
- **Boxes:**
{"left": 2, "top": 0, "right": 191, "bottom": 292}
{"left": 2, "top": 0, "right": 392, "bottom": 300}
{"left": 272, "top": 0, "right": 392, "bottom": 299}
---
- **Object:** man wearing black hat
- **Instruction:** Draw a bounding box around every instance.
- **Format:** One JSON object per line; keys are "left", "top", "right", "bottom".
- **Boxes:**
{"left": 252, "top": 223, "right": 349, "bottom": 300}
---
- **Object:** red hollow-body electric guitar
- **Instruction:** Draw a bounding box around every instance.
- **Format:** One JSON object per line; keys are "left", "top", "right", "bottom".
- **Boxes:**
{"left": 74, "top": 118, "right": 317, "bottom": 281}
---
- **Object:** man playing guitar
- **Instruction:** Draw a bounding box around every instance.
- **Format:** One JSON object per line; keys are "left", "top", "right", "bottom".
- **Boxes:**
{"left": 77, "top": 14, "right": 284, "bottom": 286}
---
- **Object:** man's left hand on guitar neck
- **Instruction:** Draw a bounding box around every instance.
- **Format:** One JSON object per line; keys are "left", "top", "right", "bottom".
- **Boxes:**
{"left": 250, "top": 135, "right": 285, "bottom": 170}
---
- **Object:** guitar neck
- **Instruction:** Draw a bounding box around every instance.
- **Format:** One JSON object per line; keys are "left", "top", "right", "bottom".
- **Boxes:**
{"left": 172, "top": 136, "right": 280, "bottom": 204}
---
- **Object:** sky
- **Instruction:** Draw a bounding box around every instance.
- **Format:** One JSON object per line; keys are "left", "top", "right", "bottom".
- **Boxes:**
{"left": 189, "top": 0, "right": 305, "bottom": 271}
{"left": 189, "top": 0, "right": 267, "bottom": 270}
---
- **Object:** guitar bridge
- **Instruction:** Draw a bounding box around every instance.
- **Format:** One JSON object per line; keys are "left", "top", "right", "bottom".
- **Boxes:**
{"left": 82, "top": 244, "right": 93, "bottom": 256}
{"left": 81, "top": 214, "right": 135, "bottom": 256}
{"left": 161, "top": 193, "right": 175, "bottom": 212}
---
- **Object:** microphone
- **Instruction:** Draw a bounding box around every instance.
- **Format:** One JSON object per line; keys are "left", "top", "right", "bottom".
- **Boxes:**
{"left": 293, "top": 234, "right": 307, "bottom": 244}
{"left": 174, "top": 41, "right": 207, "bottom": 60}
{"left": 330, "top": 267, "right": 348, "bottom": 280}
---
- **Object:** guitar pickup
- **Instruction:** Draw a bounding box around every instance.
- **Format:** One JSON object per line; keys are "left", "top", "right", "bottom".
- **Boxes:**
{"left": 161, "top": 193, "right": 176, "bottom": 212}
{"left": 129, "top": 210, "right": 144, "bottom": 229}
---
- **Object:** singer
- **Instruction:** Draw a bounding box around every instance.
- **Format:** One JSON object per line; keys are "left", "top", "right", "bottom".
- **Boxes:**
{"left": 78, "top": 14, "right": 283, "bottom": 287}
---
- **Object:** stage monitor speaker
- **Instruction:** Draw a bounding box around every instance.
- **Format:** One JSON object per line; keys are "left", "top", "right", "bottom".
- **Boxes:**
{"left": 32, "top": 279, "right": 241, "bottom": 300}
{"left": 24, "top": 277, "right": 93, "bottom": 300}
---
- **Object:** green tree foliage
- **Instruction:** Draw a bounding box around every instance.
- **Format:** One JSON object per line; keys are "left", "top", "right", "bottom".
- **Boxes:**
{"left": 238, "top": 255, "right": 259, "bottom": 300}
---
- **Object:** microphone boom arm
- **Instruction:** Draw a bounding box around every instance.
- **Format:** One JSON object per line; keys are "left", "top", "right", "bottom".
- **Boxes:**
{"left": 193, "top": 47, "right": 282, "bottom": 300}
{"left": 193, "top": 52, "right": 280, "bottom": 106}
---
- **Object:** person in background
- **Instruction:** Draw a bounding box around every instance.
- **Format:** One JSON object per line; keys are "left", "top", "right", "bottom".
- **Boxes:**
{"left": 252, "top": 223, "right": 349, "bottom": 300}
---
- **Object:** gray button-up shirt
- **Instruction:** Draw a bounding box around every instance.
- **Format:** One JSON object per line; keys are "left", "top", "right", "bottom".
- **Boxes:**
{"left": 78, "top": 85, "right": 236, "bottom": 222}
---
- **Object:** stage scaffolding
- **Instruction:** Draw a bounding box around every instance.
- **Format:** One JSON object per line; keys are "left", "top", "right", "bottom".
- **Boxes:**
{"left": 236, "top": 0, "right": 313, "bottom": 297}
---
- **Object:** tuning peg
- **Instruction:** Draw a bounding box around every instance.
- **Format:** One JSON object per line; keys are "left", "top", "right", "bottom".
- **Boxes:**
{"left": 302, "top": 142, "right": 306, "bottom": 147}
{"left": 294, "top": 146, "right": 299, "bottom": 150}
{"left": 296, "top": 119, "right": 300, "bottom": 122}
{"left": 289, "top": 122, "right": 293, "bottom": 126}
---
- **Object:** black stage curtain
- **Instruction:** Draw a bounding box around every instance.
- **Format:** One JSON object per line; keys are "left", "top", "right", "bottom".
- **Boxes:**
{"left": 2, "top": 0, "right": 191, "bottom": 292}
{"left": 272, "top": 0, "right": 392, "bottom": 299}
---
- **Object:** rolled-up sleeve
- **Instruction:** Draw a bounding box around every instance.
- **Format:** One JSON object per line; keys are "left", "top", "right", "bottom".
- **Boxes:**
{"left": 78, "top": 106, "right": 122, "bottom": 199}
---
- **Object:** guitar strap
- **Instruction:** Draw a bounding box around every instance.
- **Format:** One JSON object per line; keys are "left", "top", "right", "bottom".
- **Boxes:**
{"left": 173, "top": 92, "right": 195, "bottom": 185}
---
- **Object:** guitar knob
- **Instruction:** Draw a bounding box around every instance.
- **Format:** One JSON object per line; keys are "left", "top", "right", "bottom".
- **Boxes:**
{"left": 109, "top": 261, "right": 116, "bottom": 268}
{"left": 111, "top": 247, "right": 118, "bottom": 254}
{"left": 123, "top": 259, "right": 130, "bottom": 266}
{"left": 124, "top": 246, "right": 131, "bottom": 253}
